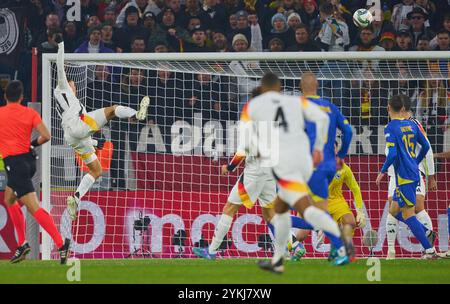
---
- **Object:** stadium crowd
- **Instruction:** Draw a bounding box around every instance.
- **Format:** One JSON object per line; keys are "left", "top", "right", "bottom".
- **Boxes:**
{"left": 0, "top": 0, "right": 449, "bottom": 189}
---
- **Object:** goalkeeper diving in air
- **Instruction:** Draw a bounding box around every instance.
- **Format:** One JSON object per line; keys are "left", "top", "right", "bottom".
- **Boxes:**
{"left": 54, "top": 39, "right": 149, "bottom": 220}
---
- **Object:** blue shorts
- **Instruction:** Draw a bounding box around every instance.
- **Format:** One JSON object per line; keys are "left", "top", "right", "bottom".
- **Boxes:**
{"left": 393, "top": 181, "right": 418, "bottom": 207}
{"left": 307, "top": 168, "right": 335, "bottom": 202}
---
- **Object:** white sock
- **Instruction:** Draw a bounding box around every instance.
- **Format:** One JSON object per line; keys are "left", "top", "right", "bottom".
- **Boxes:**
{"left": 272, "top": 212, "right": 291, "bottom": 264}
{"left": 75, "top": 174, "right": 96, "bottom": 200}
{"left": 303, "top": 206, "right": 341, "bottom": 238}
{"left": 115, "top": 106, "right": 137, "bottom": 119}
{"left": 208, "top": 214, "right": 233, "bottom": 254}
{"left": 386, "top": 213, "right": 398, "bottom": 251}
{"left": 416, "top": 210, "right": 433, "bottom": 232}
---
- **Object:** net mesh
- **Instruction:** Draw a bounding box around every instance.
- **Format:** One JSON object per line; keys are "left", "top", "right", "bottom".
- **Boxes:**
{"left": 44, "top": 54, "right": 450, "bottom": 259}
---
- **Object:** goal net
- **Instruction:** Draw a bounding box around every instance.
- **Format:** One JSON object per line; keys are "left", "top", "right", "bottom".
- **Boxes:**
{"left": 41, "top": 52, "right": 450, "bottom": 260}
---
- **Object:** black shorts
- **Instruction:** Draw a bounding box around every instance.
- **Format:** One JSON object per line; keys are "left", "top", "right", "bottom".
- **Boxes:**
{"left": 3, "top": 152, "right": 37, "bottom": 198}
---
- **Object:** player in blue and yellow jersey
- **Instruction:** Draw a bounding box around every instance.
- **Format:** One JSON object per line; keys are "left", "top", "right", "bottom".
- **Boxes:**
{"left": 376, "top": 94, "right": 437, "bottom": 259}
{"left": 291, "top": 73, "right": 353, "bottom": 260}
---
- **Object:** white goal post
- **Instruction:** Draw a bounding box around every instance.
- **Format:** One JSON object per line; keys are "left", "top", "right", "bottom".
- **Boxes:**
{"left": 41, "top": 51, "right": 450, "bottom": 260}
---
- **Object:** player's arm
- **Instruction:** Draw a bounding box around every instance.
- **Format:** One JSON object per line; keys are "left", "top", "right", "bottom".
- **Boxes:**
{"left": 335, "top": 105, "right": 353, "bottom": 159}
{"left": 32, "top": 123, "right": 51, "bottom": 147}
{"left": 434, "top": 150, "right": 450, "bottom": 159}
{"left": 301, "top": 97, "right": 330, "bottom": 163}
{"left": 415, "top": 125, "right": 430, "bottom": 165}
{"left": 344, "top": 166, "right": 366, "bottom": 228}
{"left": 376, "top": 126, "right": 397, "bottom": 187}
{"left": 56, "top": 40, "right": 69, "bottom": 90}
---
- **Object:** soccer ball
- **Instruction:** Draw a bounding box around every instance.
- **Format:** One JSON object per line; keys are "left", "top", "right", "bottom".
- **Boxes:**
{"left": 353, "top": 8, "right": 374, "bottom": 28}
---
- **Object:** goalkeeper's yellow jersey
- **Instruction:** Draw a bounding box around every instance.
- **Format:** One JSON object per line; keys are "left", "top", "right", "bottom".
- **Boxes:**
{"left": 328, "top": 163, "right": 363, "bottom": 209}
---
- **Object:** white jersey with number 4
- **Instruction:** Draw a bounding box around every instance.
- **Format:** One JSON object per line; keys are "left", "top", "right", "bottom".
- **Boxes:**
{"left": 240, "top": 91, "right": 329, "bottom": 206}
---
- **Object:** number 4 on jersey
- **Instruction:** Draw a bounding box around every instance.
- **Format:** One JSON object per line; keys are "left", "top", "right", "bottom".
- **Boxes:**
{"left": 274, "top": 106, "right": 288, "bottom": 132}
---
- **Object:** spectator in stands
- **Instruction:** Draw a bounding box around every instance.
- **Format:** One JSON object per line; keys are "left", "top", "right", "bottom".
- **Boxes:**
{"left": 186, "top": 16, "right": 202, "bottom": 32}
{"left": 32, "top": 11, "right": 61, "bottom": 47}
{"left": 232, "top": 33, "right": 250, "bottom": 52}
{"left": 316, "top": 2, "right": 349, "bottom": 52}
{"left": 79, "top": 0, "right": 99, "bottom": 24}
{"left": 349, "top": 26, "right": 385, "bottom": 52}
{"left": 433, "top": 29, "right": 450, "bottom": 51}
{"left": 416, "top": 35, "right": 431, "bottom": 50}
{"left": 86, "top": 65, "right": 116, "bottom": 112}
{"left": 430, "top": 13, "right": 450, "bottom": 49}
{"left": 230, "top": 10, "right": 252, "bottom": 46}
{"left": 62, "top": 21, "right": 81, "bottom": 53}
{"left": 267, "top": 37, "right": 285, "bottom": 52}
{"left": 143, "top": 11, "right": 158, "bottom": 32}
{"left": 393, "top": 30, "right": 413, "bottom": 51}
{"left": 149, "top": 8, "right": 189, "bottom": 52}
{"left": 101, "top": 23, "right": 116, "bottom": 51}
{"left": 287, "top": 12, "right": 302, "bottom": 30}
{"left": 415, "top": 0, "right": 437, "bottom": 28}
{"left": 228, "top": 13, "right": 238, "bottom": 31}
{"left": 52, "top": 0, "right": 67, "bottom": 23}
{"left": 407, "top": 7, "right": 434, "bottom": 47}
{"left": 267, "top": 13, "right": 295, "bottom": 49}
{"left": 185, "top": 73, "right": 221, "bottom": 119}
{"left": 223, "top": 0, "right": 244, "bottom": 16}
{"left": 75, "top": 26, "right": 114, "bottom": 53}
{"left": 178, "top": 0, "right": 202, "bottom": 27}
{"left": 300, "top": 0, "right": 321, "bottom": 38}
{"left": 39, "top": 28, "right": 62, "bottom": 54}
{"left": 131, "top": 36, "right": 147, "bottom": 52}
{"left": 116, "top": 0, "right": 161, "bottom": 28}
{"left": 286, "top": 24, "right": 320, "bottom": 51}
{"left": 212, "top": 29, "right": 231, "bottom": 52}
{"left": 185, "top": 26, "right": 213, "bottom": 52}
{"left": 391, "top": 0, "right": 416, "bottom": 32}
{"left": 103, "top": 7, "right": 117, "bottom": 25}
{"left": 248, "top": 10, "right": 263, "bottom": 51}
{"left": 167, "top": 0, "right": 183, "bottom": 21}
{"left": 153, "top": 41, "right": 169, "bottom": 52}
{"left": 114, "top": 6, "right": 149, "bottom": 52}
{"left": 86, "top": 15, "right": 102, "bottom": 31}
{"left": 200, "top": 0, "right": 227, "bottom": 30}
{"left": 370, "top": 10, "right": 395, "bottom": 43}
{"left": 379, "top": 31, "right": 396, "bottom": 51}
{"left": 416, "top": 78, "right": 448, "bottom": 155}
{"left": 27, "top": 0, "right": 49, "bottom": 44}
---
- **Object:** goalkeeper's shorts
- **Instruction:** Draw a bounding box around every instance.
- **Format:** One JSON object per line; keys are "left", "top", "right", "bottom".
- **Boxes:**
{"left": 328, "top": 199, "right": 352, "bottom": 224}
{"left": 228, "top": 166, "right": 276, "bottom": 209}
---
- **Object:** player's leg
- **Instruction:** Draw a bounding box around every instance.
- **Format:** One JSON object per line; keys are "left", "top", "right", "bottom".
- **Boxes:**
{"left": 103, "top": 97, "right": 149, "bottom": 122}
{"left": 386, "top": 196, "right": 399, "bottom": 259}
{"left": 415, "top": 177, "right": 437, "bottom": 245}
{"left": 396, "top": 184, "right": 437, "bottom": 259}
{"left": 339, "top": 212, "right": 356, "bottom": 261}
{"left": 4, "top": 186, "right": 29, "bottom": 263}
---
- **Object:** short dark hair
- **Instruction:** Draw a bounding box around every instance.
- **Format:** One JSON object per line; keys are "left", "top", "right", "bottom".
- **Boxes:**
{"left": 294, "top": 23, "right": 310, "bottom": 33}
{"left": 5, "top": 80, "right": 24, "bottom": 102}
{"left": 389, "top": 94, "right": 406, "bottom": 112}
{"left": 437, "top": 29, "right": 450, "bottom": 37}
{"left": 401, "top": 94, "right": 412, "bottom": 111}
{"left": 319, "top": 3, "right": 334, "bottom": 15}
{"left": 261, "top": 72, "right": 280, "bottom": 89}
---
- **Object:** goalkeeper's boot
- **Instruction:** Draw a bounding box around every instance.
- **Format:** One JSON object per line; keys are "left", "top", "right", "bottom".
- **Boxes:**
{"left": 437, "top": 250, "right": 450, "bottom": 259}
{"left": 192, "top": 247, "right": 216, "bottom": 260}
{"left": 67, "top": 195, "right": 79, "bottom": 221}
{"left": 290, "top": 242, "right": 306, "bottom": 262}
{"left": 136, "top": 96, "right": 150, "bottom": 121}
{"left": 59, "top": 238, "right": 71, "bottom": 265}
{"left": 10, "top": 242, "right": 31, "bottom": 264}
{"left": 386, "top": 250, "right": 396, "bottom": 260}
{"left": 331, "top": 246, "right": 350, "bottom": 266}
{"left": 421, "top": 248, "right": 439, "bottom": 260}
{"left": 257, "top": 258, "right": 284, "bottom": 274}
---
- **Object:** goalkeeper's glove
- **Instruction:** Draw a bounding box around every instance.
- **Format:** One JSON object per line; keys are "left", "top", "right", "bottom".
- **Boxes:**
{"left": 356, "top": 208, "right": 366, "bottom": 228}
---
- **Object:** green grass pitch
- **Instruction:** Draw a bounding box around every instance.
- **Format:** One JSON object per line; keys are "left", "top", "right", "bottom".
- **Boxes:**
{"left": 1, "top": 258, "right": 450, "bottom": 284}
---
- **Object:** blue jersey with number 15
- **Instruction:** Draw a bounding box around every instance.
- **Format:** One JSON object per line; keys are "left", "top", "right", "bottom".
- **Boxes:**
{"left": 381, "top": 119, "right": 430, "bottom": 183}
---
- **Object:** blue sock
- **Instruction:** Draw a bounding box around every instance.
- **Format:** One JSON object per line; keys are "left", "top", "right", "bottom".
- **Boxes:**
{"left": 267, "top": 223, "right": 275, "bottom": 236}
{"left": 325, "top": 231, "right": 344, "bottom": 248}
{"left": 291, "top": 216, "right": 314, "bottom": 230}
{"left": 447, "top": 208, "right": 450, "bottom": 237}
{"left": 396, "top": 213, "right": 429, "bottom": 233}
{"left": 404, "top": 216, "right": 432, "bottom": 250}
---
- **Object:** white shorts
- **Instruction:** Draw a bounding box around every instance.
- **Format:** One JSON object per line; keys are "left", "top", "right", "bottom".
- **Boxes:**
{"left": 272, "top": 152, "right": 313, "bottom": 207}
{"left": 228, "top": 165, "right": 276, "bottom": 209}
{"left": 388, "top": 174, "right": 426, "bottom": 198}
{"left": 63, "top": 109, "right": 108, "bottom": 165}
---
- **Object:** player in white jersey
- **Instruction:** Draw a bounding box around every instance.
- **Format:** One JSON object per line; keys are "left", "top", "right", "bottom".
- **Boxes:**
{"left": 243, "top": 73, "right": 350, "bottom": 274}
{"left": 54, "top": 40, "right": 149, "bottom": 220}
{"left": 385, "top": 95, "right": 437, "bottom": 259}
{"left": 192, "top": 87, "right": 277, "bottom": 260}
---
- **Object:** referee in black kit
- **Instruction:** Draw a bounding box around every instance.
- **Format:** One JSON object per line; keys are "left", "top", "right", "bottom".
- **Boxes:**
{"left": 0, "top": 80, "right": 70, "bottom": 264}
